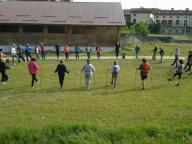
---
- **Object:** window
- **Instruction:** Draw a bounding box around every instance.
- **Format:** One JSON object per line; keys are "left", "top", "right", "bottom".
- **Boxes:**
{"left": 133, "top": 14, "right": 136, "bottom": 16}
{"left": 23, "top": 25, "right": 43, "bottom": 33}
{"left": 170, "top": 16, "right": 172, "bottom": 18}
{"left": 176, "top": 20, "right": 180, "bottom": 25}
{"left": 0, "top": 24, "right": 19, "bottom": 32}
{"left": 177, "top": 16, "right": 180, "bottom": 18}
{"left": 156, "top": 20, "right": 160, "bottom": 23}
{"left": 168, "top": 20, "right": 172, "bottom": 25}
{"left": 169, "top": 29, "right": 171, "bottom": 33}
{"left": 184, "top": 20, "right": 188, "bottom": 26}
{"left": 163, "top": 16, "right": 166, "bottom": 18}
{"left": 48, "top": 26, "right": 67, "bottom": 33}
{"left": 156, "top": 16, "right": 159, "bottom": 18}
{"left": 133, "top": 19, "right": 136, "bottom": 24}
{"left": 162, "top": 20, "right": 167, "bottom": 25}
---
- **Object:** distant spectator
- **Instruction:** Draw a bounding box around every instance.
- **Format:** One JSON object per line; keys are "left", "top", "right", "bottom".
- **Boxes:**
{"left": 74, "top": 44, "right": 81, "bottom": 59}
{"left": 64, "top": 44, "right": 70, "bottom": 60}
{"left": 55, "top": 44, "right": 60, "bottom": 59}
{"left": 115, "top": 41, "right": 120, "bottom": 59}
{"left": 86, "top": 45, "right": 92, "bottom": 59}
{"left": 135, "top": 45, "right": 140, "bottom": 59}
{"left": 151, "top": 46, "right": 158, "bottom": 61}
{"left": 159, "top": 48, "right": 164, "bottom": 63}
{"left": 40, "top": 42, "right": 46, "bottom": 60}
{"left": 95, "top": 45, "right": 101, "bottom": 60}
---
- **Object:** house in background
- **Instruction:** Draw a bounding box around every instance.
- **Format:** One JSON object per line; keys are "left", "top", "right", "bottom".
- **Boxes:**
{"left": 0, "top": 1, "right": 125, "bottom": 46}
{"left": 124, "top": 8, "right": 192, "bottom": 34}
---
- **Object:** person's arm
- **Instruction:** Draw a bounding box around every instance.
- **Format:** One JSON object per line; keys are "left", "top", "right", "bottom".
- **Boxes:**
{"left": 91, "top": 64, "right": 95, "bottom": 72}
{"left": 55, "top": 65, "right": 58, "bottom": 73}
{"left": 81, "top": 65, "right": 85, "bottom": 73}
{"left": 136, "top": 64, "right": 141, "bottom": 70}
{"left": 64, "top": 65, "right": 69, "bottom": 74}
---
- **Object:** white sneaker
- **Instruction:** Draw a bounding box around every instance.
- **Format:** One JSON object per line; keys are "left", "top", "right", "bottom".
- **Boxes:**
{"left": 37, "top": 79, "right": 40, "bottom": 84}
{"left": 2, "top": 82, "right": 6, "bottom": 85}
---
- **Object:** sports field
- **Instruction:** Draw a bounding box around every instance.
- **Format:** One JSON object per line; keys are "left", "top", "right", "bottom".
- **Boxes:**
{"left": 0, "top": 59, "right": 192, "bottom": 143}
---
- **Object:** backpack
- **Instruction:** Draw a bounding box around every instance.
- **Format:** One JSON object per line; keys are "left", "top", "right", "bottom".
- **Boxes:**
{"left": 142, "top": 63, "right": 149, "bottom": 73}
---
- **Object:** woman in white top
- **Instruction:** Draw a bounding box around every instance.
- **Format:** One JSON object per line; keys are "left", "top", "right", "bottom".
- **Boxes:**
{"left": 11, "top": 44, "right": 20, "bottom": 65}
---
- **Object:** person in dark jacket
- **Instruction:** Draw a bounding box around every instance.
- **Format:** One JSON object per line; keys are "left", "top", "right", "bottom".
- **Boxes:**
{"left": 54, "top": 60, "right": 69, "bottom": 88}
{"left": 55, "top": 44, "right": 60, "bottom": 59}
{"left": 0, "top": 59, "right": 10, "bottom": 84}
{"left": 115, "top": 41, "right": 120, "bottom": 59}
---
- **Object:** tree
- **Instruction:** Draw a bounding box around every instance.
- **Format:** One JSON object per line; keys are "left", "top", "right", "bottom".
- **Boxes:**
{"left": 149, "top": 22, "right": 161, "bottom": 34}
{"left": 135, "top": 22, "right": 149, "bottom": 36}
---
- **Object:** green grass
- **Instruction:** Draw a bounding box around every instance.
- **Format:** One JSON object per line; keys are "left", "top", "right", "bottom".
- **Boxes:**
{"left": 0, "top": 60, "right": 192, "bottom": 143}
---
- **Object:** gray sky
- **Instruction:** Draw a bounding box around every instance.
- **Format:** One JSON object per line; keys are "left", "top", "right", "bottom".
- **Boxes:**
{"left": 74, "top": 0, "right": 192, "bottom": 10}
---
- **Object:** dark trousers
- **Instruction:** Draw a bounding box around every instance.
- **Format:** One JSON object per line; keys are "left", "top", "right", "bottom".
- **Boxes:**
{"left": 115, "top": 50, "right": 119, "bottom": 58}
{"left": 172, "top": 58, "right": 179, "bottom": 67}
{"left": 97, "top": 52, "right": 100, "bottom": 59}
{"left": 12, "top": 55, "right": 21, "bottom": 63}
{"left": 31, "top": 74, "right": 38, "bottom": 87}
{"left": 65, "top": 53, "right": 69, "bottom": 60}
{"left": 56, "top": 51, "right": 60, "bottom": 59}
{"left": 173, "top": 72, "right": 182, "bottom": 79}
{"left": 87, "top": 52, "right": 90, "bottom": 59}
{"left": 18, "top": 54, "right": 25, "bottom": 62}
{"left": 59, "top": 74, "right": 65, "bottom": 88}
{"left": 41, "top": 52, "right": 46, "bottom": 60}
{"left": 1, "top": 71, "right": 8, "bottom": 82}
{"left": 75, "top": 52, "right": 79, "bottom": 59}
{"left": 25, "top": 52, "right": 32, "bottom": 61}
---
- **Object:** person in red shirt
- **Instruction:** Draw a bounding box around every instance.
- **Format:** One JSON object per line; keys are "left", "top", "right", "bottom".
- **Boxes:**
{"left": 95, "top": 45, "right": 102, "bottom": 60}
{"left": 64, "top": 44, "right": 70, "bottom": 60}
{"left": 28, "top": 58, "right": 40, "bottom": 87}
{"left": 40, "top": 42, "right": 46, "bottom": 60}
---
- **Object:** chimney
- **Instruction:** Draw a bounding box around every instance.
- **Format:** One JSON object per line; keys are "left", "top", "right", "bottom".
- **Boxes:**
{"left": 171, "top": 8, "right": 174, "bottom": 10}
{"left": 186, "top": 8, "right": 189, "bottom": 11}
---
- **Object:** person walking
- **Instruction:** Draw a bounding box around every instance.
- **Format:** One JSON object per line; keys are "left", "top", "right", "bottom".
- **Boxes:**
{"left": 184, "top": 51, "right": 192, "bottom": 71}
{"left": 40, "top": 42, "right": 46, "bottom": 60}
{"left": 135, "top": 45, "right": 140, "bottom": 59}
{"left": 54, "top": 60, "right": 69, "bottom": 88}
{"left": 74, "top": 44, "right": 81, "bottom": 59}
{"left": 0, "top": 58, "right": 10, "bottom": 84}
{"left": 168, "top": 59, "right": 184, "bottom": 86}
{"left": 11, "top": 44, "right": 21, "bottom": 65}
{"left": 25, "top": 44, "right": 32, "bottom": 61}
{"left": 96, "top": 45, "right": 102, "bottom": 60}
{"left": 28, "top": 58, "right": 40, "bottom": 87}
{"left": 64, "top": 44, "right": 70, "bottom": 60}
{"left": 16, "top": 44, "right": 25, "bottom": 62}
{"left": 171, "top": 48, "right": 180, "bottom": 68}
{"left": 0, "top": 48, "right": 7, "bottom": 61}
{"left": 115, "top": 41, "right": 120, "bottom": 59}
{"left": 85, "top": 45, "right": 91, "bottom": 59}
{"left": 151, "top": 46, "right": 158, "bottom": 61}
{"left": 34, "top": 44, "right": 40, "bottom": 60}
{"left": 136, "top": 58, "right": 151, "bottom": 90}
{"left": 108, "top": 60, "right": 120, "bottom": 87}
{"left": 81, "top": 59, "right": 95, "bottom": 89}
{"left": 159, "top": 48, "right": 164, "bottom": 63}
{"left": 55, "top": 44, "right": 60, "bottom": 59}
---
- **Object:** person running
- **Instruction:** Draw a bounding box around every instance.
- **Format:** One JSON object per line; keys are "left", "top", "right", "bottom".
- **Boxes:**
{"left": 34, "top": 44, "right": 40, "bottom": 60}
{"left": 81, "top": 59, "right": 95, "bottom": 89}
{"left": 25, "top": 44, "right": 32, "bottom": 61}
{"left": 28, "top": 58, "right": 40, "bottom": 87}
{"left": 64, "top": 44, "right": 70, "bottom": 60}
{"left": 184, "top": 51, "right": 192, "bottom": 72}
{"left": 74, "top": 44, "right": 81, "bottom": 59}
{"left": 0, "top": 58, "right": 10, "bottom": 84}
{"left": 108, "top": 60, "right": 120, "bottom": 87}
{"left": 135, "top": 45, "right": 140, "bottom": 59}
{"left": 86, "top": 45, "right": 91, "bottom": 59}
{"left": 55, "top": 44, "right": 60, "bottom": 59}
{"left": 40, "top": 42, "right": 46, "bottom": 60}
{"left": 115, "top": 41, "right": 120, "bottom": 59}
{"left": 171, "top": 48, "right": 180, "bottom": 68}
{"left": 95, "top": 45, "right": 102, "bottom": 60}
{"left": 168, "top": 59, "right": 184, "bottom": 86}
{"left": 151, "top": 46, "right": 158, "bottom": 61}
{"left": 137, "top": 58, "right": 151, "bottom": 90}
{"left": 16, "top": 44, "right": 25, "bottom": 62}
{"left": 54, "top": 60, "right": 69, "bottom": 88}
{"left": 159, "top": 48, "right": 164, "bottom": 63}
{"left": 11, "top": 44, "right": 21, "bottom": 65}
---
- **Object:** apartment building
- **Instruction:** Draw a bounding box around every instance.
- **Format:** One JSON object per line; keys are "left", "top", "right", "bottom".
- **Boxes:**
{"left": 124, "top": 8, "right": 192, "bottom": 34}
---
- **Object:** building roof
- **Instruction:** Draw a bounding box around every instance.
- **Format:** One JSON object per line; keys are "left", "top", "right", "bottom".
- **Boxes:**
{"left": 0, "top": 1, "right": 125, "bottom": 26}
{"left": 124, "top": 7, "right": 192, "bottom": 16}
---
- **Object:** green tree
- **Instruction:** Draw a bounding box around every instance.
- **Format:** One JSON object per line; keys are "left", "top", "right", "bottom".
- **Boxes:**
{"left": 135, "top": 22, "right": 149, "bottom": 36}
{"left": 149, "top": 22, "right": 161, "bottom": 34}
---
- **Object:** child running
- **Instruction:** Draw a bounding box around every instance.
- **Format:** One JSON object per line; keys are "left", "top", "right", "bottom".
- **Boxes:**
{"left": 54, "top": 60, "right": 69, "bottom": 88}
{"left": 28, "top": 58, "right": 40, "bottom": 87}
{"left": 136, "top": 58, "right": 151, "bottom": 90}
{"left": 168, "top": 59, "right": 184, "bottom": 86}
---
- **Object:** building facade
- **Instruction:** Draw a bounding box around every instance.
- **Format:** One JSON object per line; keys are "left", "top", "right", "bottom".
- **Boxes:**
{"left": 124, "top": 8, "right": 192, "bottom": 34}
{"left": 0, "top": 1, "right": 125, "bottom": 46}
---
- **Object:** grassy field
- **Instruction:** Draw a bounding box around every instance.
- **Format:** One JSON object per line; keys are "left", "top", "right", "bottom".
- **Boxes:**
{"left": 0, "top": 59, "right": 192, "bottom": 143}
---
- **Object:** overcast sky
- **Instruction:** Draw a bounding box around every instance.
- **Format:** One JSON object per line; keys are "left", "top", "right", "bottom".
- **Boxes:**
{"left": 74, "top": 0, "right": 192, "bottom": 10}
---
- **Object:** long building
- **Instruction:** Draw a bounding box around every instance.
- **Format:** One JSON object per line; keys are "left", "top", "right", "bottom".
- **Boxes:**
{"left": 124, "top": 8, "right": 192, "bottom": 34}
{"left": 0, "top": 1, "right": 125, "bottom": 46}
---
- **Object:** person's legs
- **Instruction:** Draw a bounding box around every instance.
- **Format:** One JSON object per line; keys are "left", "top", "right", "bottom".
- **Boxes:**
{"left": 85, "top": 74, "right": 91, "bottom": 89}
{"left": 31, "top": 74, "right": 38, "bottom": 87}
{"left": 56, "top": 51, "right": 59, "bottom": 59}
{"left": 12, "top": 55, "right": 15, "bottom": 64}
{"left": 59, "top": 75, "right": 64, "bottom": 88}
{"left": 184, "top": 61, "right": 189, "bottom": 69}
{"left": 160, "top": 55, "right": 163, "bottom": 63}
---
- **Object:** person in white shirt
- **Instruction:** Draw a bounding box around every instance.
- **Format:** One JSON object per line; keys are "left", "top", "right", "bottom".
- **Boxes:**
{"left": 81, "top": 59, "right": 95, "bottom": 89}
{"left": 85, "top": 45, "right": 92, "bottom": 59}
{"left": 108, "top": 60, "right": 120, "bottom": 85}
{"left": 11, "top": 44, "right": 20, "bottom": 65}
